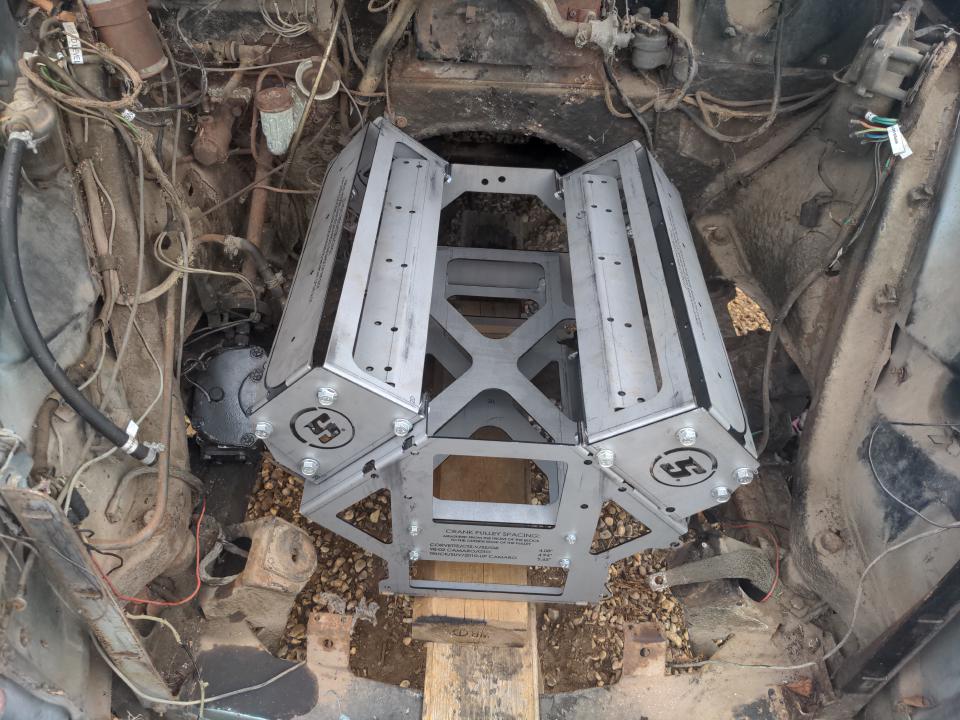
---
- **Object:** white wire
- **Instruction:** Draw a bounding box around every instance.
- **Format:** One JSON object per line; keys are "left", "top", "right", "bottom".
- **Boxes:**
{"left": 61, "top": 317, "right": 164, "bottom": 511}
{"left": 670, "top": 525, "right": 956, "bottom": 671}
{"left": 868, "top": 421, "right": 960, "bottom": 530}
{"left": 93, "top": 639, "right": 305, "bottom": 707}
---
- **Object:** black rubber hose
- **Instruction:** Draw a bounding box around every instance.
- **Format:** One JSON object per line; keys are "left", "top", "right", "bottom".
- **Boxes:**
{"left": 0, "top": 136, "right": 152, "bottom": 463}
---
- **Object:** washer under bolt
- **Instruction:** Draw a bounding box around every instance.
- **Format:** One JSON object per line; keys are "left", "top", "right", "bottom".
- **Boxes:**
{"left": 254, "top": 420, "right": 273, "bottom": 439}
{"left": 300, "top": 458, "right": 320, "bottom": 477}
{"left": 565, "top": 532, "right": 577, "bottom": 545}
{"left": 596, "top": 448, "right": 615, "bottom": 468}
{"left": 676, "top": 427, "right": 697, "bottom": 446}
{"left": 317, "top": 387, "right": 338, "bottom": 406}
{"left": 733, "top": 467, "right": 757, "bottom": 485}
{"left": 558, "top": 558, "right": 571, "bottom": 570}
{"left": 393, "top": 418, "right": 413, "bottom": 437}
{"left": 711, "top": 486, "right": 732, "bottom": 503}
{"left": 408, "top": 521, "right": 420, "bottom": 536}
{"left": 408, "top": 549, "right": 420, "bottom": 562}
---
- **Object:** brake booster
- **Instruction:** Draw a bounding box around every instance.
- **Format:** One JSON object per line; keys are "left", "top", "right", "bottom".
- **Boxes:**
{"left": 247, "top": 119, "right": 757, "bottom": 603}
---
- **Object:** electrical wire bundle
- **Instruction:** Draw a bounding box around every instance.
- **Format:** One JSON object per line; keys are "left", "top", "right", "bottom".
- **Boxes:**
{"left": 851, "top": 112, "right": 900, "bottom": 144}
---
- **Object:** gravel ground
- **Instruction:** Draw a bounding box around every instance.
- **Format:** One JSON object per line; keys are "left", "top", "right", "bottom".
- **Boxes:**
{"left": 728, "top": 288, "right": 771, "bottom": 335}
{"left": 246, "top": 456, "right": 695, "bottom": 692}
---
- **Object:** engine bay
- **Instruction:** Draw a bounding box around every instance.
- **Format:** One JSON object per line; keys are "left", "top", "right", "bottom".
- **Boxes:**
{"left": 1, "top": 1, "right": 959, "bottom": 718}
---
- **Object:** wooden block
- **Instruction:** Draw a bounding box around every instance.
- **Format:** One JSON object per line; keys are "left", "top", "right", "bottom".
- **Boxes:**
{"left": 413, "top": 431, "right": 531, "bottom": 646}
{"left": 412, "top": 557, "right": 529, "bottom": 646}
{"left": 422, "top": 606, "right": 539, "bottom": 720}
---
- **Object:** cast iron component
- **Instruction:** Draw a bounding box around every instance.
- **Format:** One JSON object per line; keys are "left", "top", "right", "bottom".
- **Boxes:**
{"left": 199, "top": 516, "right": 317, "bottom": 650}
{"left": 249, "top": 119, "right": 757, "bottom": 603}
{"left": 85, "top": 0, "right": 168, "bottom": 78}
{"left": 189, "top": 345, "right": 266, "bottom": 460}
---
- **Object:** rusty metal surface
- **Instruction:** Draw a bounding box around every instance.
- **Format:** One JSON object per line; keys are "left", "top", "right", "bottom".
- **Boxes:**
{"left": 621, "top": 622, "right": 666, "bottom": 678}
{"left": 413, "top": 0, "right": 599, "bottom": 68}
{"left": 0, "top": 487, "right": 173, "bottom": 704}
{"left": 200, "top": 516, "right": 317, "bottom": 649}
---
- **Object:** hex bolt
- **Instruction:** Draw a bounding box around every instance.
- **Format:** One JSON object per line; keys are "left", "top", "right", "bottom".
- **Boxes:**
{"left": 711, "top": 486, "right": 732, "bottom": 504}
{"left": 316, "top": 387, "right": 338, "bottom": 407}
{"left": 300, "top": 458, "right": 320, "bottom": 477}
{"left": 565, "top": 532, "right": 577, "bottom": 545}
{"left": 408, "top": 549, "right": 420, "bottom": 562}
{"left": 596, "top": 448, "right": 615, "bottom": 468}
{"left": 393, "top": 418, "right": 413, "bottom": 437}
{"left": 559, "top": 558, "right": 571, "bottom": 570}
{"left": 408, "top": 521, "right": 420, "bottom": 536}
{"left": 254, "top": 420, "right": 273, "bottom": 440}
{"left": 723, "top": 25, "right": 737, "bottom": 38}
{"left": 676, "top": 427, "right": 697, "bottom": 447}
{"left": 733, "top": 467, "right": 757, "bottom": 486}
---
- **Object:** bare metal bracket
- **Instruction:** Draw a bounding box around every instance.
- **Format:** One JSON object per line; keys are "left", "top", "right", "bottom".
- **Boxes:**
{"left": 250, "top": 119, "right": 758, "bottom": 603}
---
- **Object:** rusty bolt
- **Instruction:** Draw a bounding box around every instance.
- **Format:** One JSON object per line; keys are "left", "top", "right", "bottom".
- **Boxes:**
{"left": 816, "top": 530, "right": 844, "bottom": 555}
{"left": 394, "top": 115, "right": 409, "bottom": 129}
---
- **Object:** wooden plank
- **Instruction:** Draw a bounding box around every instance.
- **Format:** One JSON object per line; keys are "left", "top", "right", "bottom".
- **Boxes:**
{"left": 422, "top": 605, "right": 539, "bottom": 720}
{"left": 412, "top": 430, "right": 531, "bottom": 646}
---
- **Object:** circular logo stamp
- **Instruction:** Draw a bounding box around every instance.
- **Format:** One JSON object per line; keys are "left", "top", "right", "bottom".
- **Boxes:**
{"left": 290, "top": 408, "right": 355, "bottom": 450}
{"left": 650, "top": 448, "right": 718, "bottom": 487}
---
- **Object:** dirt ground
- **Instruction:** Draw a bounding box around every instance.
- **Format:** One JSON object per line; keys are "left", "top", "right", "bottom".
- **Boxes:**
{"left": 246, "top": 456, "right": 696, "bottom": 692}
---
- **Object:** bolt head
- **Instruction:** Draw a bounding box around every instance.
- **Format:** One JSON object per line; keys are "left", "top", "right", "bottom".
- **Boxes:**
{"left": 723, "top": 25, "right": 737, "bottom": 38}
{"left": 393, "top": 418, "right": 413, "bottom": 437}
{"left": 817, "top": 54, "right": 830, "bottom": 66}
{"left": 316, "top": 387, "right": 338, "bottom": 407}
{"left": 711, "top": 486, "right": 732, "bottom": 503}
{"left": 733, "top": 467, "right": 757, "bottom": 485}
{"left": 565, "top": 532, "right": 577, "bottom": 545}
{"left": 408, "top": 522, "right": 420, "bottom": 536}
{"left": 559, "top": 558, "right": 571, "bottom": 570}
{"left": 408, "top": 549, "right": 420, "bottom": 562}
{"left": 596, "top": 448, "right": 615, "bottom": 468}
{"left": 676, "top": 426, "right": 697, "bottom": 447}
{"left": 254, "top": 420, "right": 273, "bottom": 439}
{"left": 300, "top": 458, "right": 320, "bottom": 477}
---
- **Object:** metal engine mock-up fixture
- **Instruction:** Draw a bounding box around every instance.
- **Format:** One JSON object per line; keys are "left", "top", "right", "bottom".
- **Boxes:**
{"left": 248, "top": 119, "right": 757, "bottom": 603}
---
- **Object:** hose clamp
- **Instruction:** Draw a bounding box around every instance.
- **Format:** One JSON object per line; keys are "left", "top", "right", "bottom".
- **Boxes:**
{"left": 6, "top": 130, "right": 38, "bottom": 153}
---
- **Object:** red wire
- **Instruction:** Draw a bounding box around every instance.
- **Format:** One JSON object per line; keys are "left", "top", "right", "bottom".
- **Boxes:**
{"left": 93, "top": 499, "right": 206, "bottom": 607}
{"left": 727, "top": 522, "right": 780, "bottom": 603}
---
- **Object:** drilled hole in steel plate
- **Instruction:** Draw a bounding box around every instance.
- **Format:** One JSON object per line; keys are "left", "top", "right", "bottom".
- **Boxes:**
{"left": 322, "top": 639, "right": 334, "bottom": 650}
{"left": 390, "top": 327, "right": 398, "bottom": 332}
{"left": 665, "top": 506, "right": 675, "bottom": 513}
{"left": 498, "top": 176, "right": 506, "bottom": 183}
{"left": 374, "top": 321, "right": 382, "bottom": 326}
{"left": 481, "top": 178, "right": 489, "bottom": 185}
{"left": 639, "top": 647, "right": 651, "bottom": 657}
{"left": 625, "top": 322, "right": 633, "bottom": 328}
